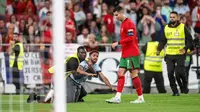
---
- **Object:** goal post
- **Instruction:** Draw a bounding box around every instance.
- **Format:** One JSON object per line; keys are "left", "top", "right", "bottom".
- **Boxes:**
{"left": 52, "top": 0, "right": 66, "bottom": 112}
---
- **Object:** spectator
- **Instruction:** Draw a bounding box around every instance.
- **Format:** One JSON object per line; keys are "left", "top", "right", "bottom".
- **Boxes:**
{"left": 6, "top": 0, "right": 14, "bottom": 15}
{"left": 39, "top": 0, "right": 51, "bottom": 20}
{"left": 65, "top": 10, "right": 76, "bottom": 40}
{"left": 6, "top": 14, "right": 19, "bottom": 34}
{"left": 34, "top": 0, "right": 46, "bottom": 13}
{"left": 42, "top": 22, "right": 52, "bottom": 60}
{"left": 180, "top": 15, "right": 195, "bottom": 39}
{"left": 136, "top": 0, "right": 154, "bottom": 22}
{"left": 24, "top": 16, "right": 35, "bottom": 43}
{"left": 81, "top": 0, "right": 90, "bottom": 13}
{"left": 65, "top": 2, "right": 75, "bottom": 20}
{"left": 90, "top": 20, "right": 100, "bottom": 36}
{"left": 85, "top": 33, "right": 98, "bottom": 52}
{"left": 25, "top": 0, "right": 36, "bottom": 15}
{"left": 101, "top": 3, "right": 108, "bottom": 16}
{"left": 126, "top": 1, "right": 137, "bottom": 25}
{"left": 74, "top": 3, "right": 86, "bottom": 28}
{"left": 102, "top": 5, "right": 115, "bottom": 38}
{"left": 93, "top": 0, "right": 102, "bottom": 19}
{"left": 3, "top": 23, "right": 14, "bottom": 53}
{"left": 137, "top": 7, "right": 160, "bottom": 43}
{"left": 0, "top": 18, "right": 7, "bottom": 38}
{"left": 0, "top": 0, "right": 6, "bottom": 15}
{"left": 153, "top": 5, "right": 167, "bottom": 41}
{"left": 114, "top": 17, "right": 121, "bottom": 42}
{"left": 174, "top": 0, "right": 190, "bottom": 15}
{"left": 83, "top": 12, "right": 94, "bottom": 29}
{"left": 102, "top": 0, "right": 119, "bottom": 6}
{"left": 136, "top": 0, "right": 154, "bottom": 24}
{"left": 98, "top": 36, "right": 111, "bottom": 52}
{"left": 99, "top": 24, "right": 111, "bottom": 42}
{"left": 65, "top": 31, "right": 76, "bottom": 43}
{"left": 188, "top": 0, "right": 198, "bottom": 12}
{"left": 77, "top": 27, "right": 89, "bottom": 45}
{"left": 31, "top": 34, "right": 41, "bottom": 52}
{"left": 19, "top": 19, "right": 26, "bottom": 35}
{"left": 123, "top": 0, "right": 131, "bottom": 11}
{"left": 169, "top": 0, "right": 176, "bottom": 8}
{"left": 138, "top": 14, "right": 161, "bottom": 44}
{"left": 191, "top": 0, "right": 200, "bottom": 34}
{"left": 161, "top": 0, "right": 172, "bottom": 24}
{"left": 12, "top": 0, "right": 27, "bottom": 14}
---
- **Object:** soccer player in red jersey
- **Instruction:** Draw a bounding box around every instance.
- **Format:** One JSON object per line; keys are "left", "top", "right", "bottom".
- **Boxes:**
{"left": 106, "top": 6, "right": 145, "bottom": 104}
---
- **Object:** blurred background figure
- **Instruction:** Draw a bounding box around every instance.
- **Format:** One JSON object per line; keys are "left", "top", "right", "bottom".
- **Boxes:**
{"left": 9, "top": 32, "right": 24, "bottom": 94}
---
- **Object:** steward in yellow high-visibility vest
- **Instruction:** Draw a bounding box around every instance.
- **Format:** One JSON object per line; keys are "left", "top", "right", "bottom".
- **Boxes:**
{"left": 142, "top": 33, "right": 166, "bottom": 93}
{"left": 48, "top": 53, "right": 80, "bottom": 74}
{"left": 9, "top": 42, "right": 24, "bottom": 70}
{"left": 9, "top": 32, "right": 24, "bottom": 94}
{"left": 28, "top": 46, "right": 87, "bottom": 103}
{"left": 144, "top": 41, "right": 164, "bottom": 72}
{"left": 156, "top": 11, "right": 194, "bottom": 95}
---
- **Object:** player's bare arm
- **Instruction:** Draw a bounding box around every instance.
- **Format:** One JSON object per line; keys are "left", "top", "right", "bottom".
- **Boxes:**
{"left": 98, "top": 72, "right": 115, "bottom": 91}
{"left": 86, "top": 59, "right": 96, "bottom": 73}
{"left": 77, "top": 65, "right": 97, "bottom": 77}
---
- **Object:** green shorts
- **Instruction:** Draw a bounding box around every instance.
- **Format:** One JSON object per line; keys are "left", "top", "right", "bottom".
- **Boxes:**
{"left": 119, "top": 56, "right": 140, "bottom": 70}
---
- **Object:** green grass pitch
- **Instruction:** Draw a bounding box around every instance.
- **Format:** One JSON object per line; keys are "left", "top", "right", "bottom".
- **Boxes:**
{"left": 0, "top": 94, "right": 200, "bottom": 112}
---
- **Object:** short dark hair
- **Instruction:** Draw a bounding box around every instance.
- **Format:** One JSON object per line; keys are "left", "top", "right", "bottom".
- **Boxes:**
{"left": 113, "top": 6, "right": 124, "bottom": 13}
{"left": 170, "top": 11, "right": 178, "bottom": 15}
{"left": 77, "top": 46, "right": 85, "bottom": 52}
{"left": 180, "top": 15, "right": 186, "bottom": 20}
{"left": 89, "top": 50, "right": 99, "bottom": 55}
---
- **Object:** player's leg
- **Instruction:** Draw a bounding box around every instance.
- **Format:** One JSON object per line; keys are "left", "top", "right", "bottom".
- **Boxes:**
{"left": 43, "top": 79, "right": 54, "bottom": 103}
{"left": 66, "top": 76, "right": 81, "bottom": 103}
{"left": 106, "top": 58, "right": 127, "bottom": 103}
{"left": 78, "top": 86, "right": 87, "bottom": 102}
{"left": 129, "top": 56, "right": 144, "bottom": 104}
{"left": 43, "top": 89, "right": 54, "bottom": 103}
{"left": 27, "top": 92, "right": 37, "bottom": 103}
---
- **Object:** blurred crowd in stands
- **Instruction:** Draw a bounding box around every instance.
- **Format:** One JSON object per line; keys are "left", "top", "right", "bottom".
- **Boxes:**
{"left": 0, "top": 0, "right": 199, "bottom": 57}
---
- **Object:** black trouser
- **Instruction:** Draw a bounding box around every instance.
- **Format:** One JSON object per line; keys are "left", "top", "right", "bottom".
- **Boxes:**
{"left": 66, "top": 77, "right": 87, "bottom": 103}
{"left": 143, "top": 71, "right": 166, "bottom": 93}
{"left": 165, "top": 55, "right": 188, "bottom": 94}
{"left": 176, "top": 56, "right": 192, "bottom": 93}
{"left": 12, "top": 62, "right": 23, "bottom": 94}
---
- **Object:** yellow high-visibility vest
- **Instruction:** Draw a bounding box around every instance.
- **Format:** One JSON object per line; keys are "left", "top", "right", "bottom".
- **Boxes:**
{"left": 144, "top": 41, "right": 164, "bottom": 72}
{"left": 48, "top": 53, "right": 80, "bottom": 74}
{"left": 164, "top": 23, "right": 185, "bottom": 55}
{"left": 9, "top": 43, "right": 24, "bottom": 70}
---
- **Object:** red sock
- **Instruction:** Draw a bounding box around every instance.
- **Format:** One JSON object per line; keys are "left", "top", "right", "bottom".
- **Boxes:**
{"left": 117, "top": 75, "right": 125, "bottom": 93}
{"left": 132, "top": 76, "right": 143, "bottom": 96}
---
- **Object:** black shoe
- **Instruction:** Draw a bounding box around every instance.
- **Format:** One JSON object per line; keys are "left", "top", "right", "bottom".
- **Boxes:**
{"left": 27, "top": 93, "right": 37, "bottom": 103}
{"left": 172, "top": 93, "right": 180, "bottom": 96}
{"left": 183, "top": 88, "right": 189, "bottom": 94}
{"left": 77, "top": 99, "right": 84, "bottom": 102}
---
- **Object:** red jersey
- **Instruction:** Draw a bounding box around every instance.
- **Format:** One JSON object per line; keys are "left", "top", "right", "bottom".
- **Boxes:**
{"left": 195, "top": 9, "right": 200, "bottom": 28}
{"left": 119, "top": 18, "right": 140, "bottom": 58}
{"left": 103, "top": 14, "right": 115, "bottom": 33}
